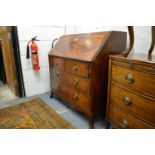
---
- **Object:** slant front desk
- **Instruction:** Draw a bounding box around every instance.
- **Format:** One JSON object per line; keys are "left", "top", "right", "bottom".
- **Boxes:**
{"left": 49, "top": 31, "right": 126, "bottom": 128}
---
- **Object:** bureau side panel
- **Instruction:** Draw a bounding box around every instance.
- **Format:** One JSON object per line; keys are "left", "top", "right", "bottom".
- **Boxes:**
{"left": 92, "top": 32, "right": 127, "bottom": 117}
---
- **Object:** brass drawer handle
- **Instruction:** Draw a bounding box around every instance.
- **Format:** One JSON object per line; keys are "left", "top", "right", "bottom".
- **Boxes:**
{"left": 120, "top": 119, "right": 129, "bottom": 128}
{"left": 72, "top": 64, "right": 78, "bottom": 72}
{"left": 56, "top": 71, "right": 59, "bottom": 77}
{"left": 53, "top": 62, "right": 58, "bottom": 66}
{"left": 125, "top": 74, "right": 135, "bottom": 83}
{"left": 73, "top": 79, "right": 78, "bottom": 86}
{"left": 122, "top": 96, "right": 132, "bottom": 105}
{"left": 73, "top": 93, "right": 78, "bottom": 100}
{"left": 56, "top": 83, "right": 59, "bottom": 88}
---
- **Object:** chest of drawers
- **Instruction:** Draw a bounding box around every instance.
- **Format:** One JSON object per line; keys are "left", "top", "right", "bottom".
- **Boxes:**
{"left": 106, "top": 54, "right": 155, "bottom": 128}
{"left": 49, "top": 31, "right": 127, "bottom": 128}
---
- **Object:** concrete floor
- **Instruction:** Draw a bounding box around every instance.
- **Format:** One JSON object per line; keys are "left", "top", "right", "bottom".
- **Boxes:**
{"left": 0, "top": 92, "right": 111, "bottom": 129}
{"left": 0, "top": 81, "right": 17, "bottom": 101}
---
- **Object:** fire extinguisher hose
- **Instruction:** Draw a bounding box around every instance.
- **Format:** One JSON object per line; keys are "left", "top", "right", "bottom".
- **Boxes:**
{"left": 26, "top": 41, "right": 31, "bottom": 59}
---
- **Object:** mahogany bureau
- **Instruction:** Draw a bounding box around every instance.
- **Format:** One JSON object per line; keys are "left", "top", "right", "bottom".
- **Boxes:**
{"left": 48, "top": 31, "right": 127, "bottom": 128}
{"left": 106, "top": 54, "right": 155, "bottom": 128}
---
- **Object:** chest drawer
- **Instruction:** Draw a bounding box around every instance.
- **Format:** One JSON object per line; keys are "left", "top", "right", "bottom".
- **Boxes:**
{"left": 110, "top": 83, "right": 155, "bottom": 125}
{"left": 49, "top": 56, "right": 64, "bottom": 70}
{"left": 65, "top": 60, "right": 90, "bottom": 78}
{"left": 51, "top": 70, "right": 91, "bottom": 94}
{"left": 112, "top": 64, "right": 155, "bottom": 97}
{"left": 108, "top": 106, "right": 153, "bottom": 129}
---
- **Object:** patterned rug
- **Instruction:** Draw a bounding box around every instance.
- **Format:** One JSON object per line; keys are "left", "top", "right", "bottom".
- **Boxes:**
{"left": 0, "top": 98, "right": 75, "bottom": 129}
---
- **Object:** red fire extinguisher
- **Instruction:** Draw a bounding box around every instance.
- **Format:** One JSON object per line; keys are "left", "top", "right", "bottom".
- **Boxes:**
{"left": 26, "top": 36, "right": 40, "bottom": 70}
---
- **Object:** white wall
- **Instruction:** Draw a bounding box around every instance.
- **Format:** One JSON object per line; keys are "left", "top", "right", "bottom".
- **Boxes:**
{"left": 18, "top": 26, "right": 153, "bottom": 97}
{"left": 18, "top": 26, "right": 66, "bottom": 96}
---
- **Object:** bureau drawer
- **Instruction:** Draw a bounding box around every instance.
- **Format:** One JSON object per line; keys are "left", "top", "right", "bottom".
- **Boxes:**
{"left": 65, "top": 60, "right": 90, "bottom": 78}
{"left": 51, "top": 69, "right": 91, "bottom": 94}
{"left": 111, "top": 64, "right": 155, "bottom": 97}
{"left": 51, "top": 78, "right": 60, "bottom": 91}
{"left": 49, "top": 56, "right": 64, "bottom": 70}
{"left": 55, "top": 84, "right": 91, "bottom": 113}
{"left": 110, "top": 83, "right": 155, "bottom": 125}
{"left": 51, "top": 69, "right": 63, "bottom": 79}
{"left": 108, "top": 106, "right": 153, "bottom": 129}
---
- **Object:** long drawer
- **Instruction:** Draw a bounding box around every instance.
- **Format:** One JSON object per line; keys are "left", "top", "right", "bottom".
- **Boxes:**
{"left": 111, "top": 64, "right": 155, "bottom": 97}
{"left": 108, "top": 106, "right": 153, "bottom": 129}
{"left": 51, "top": 69, "right": 91, "bottom": 94}
{"left": 110, "top": 83, "right": 155, "bottom": 126}
{"left": 51, "top": 81, "right": 91, "bottom": 113}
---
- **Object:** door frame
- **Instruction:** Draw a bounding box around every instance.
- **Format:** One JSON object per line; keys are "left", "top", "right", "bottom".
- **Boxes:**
{"left": 0, "top": 26, "right": 25, "bottom": 97}
{"left": 11, "top": 26, "right": 25, "bottom": 97}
